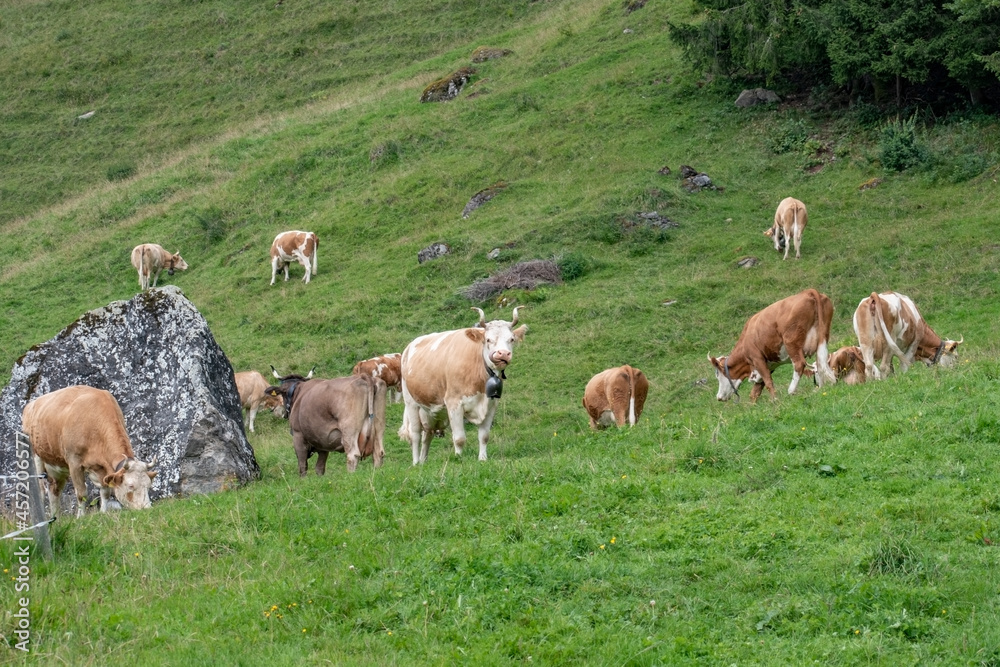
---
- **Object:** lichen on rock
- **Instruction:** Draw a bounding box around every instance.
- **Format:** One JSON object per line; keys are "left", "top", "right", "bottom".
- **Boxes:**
{"left": 420, "top": 67, "right": 477, "bottom": 103}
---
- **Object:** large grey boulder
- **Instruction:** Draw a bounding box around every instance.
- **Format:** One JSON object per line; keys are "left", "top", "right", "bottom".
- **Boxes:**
{"left": 735, "top": 88, "right": 780, "bottom": 107}
{"left": 0, "top": 286, "right": 259, "bottom": 504}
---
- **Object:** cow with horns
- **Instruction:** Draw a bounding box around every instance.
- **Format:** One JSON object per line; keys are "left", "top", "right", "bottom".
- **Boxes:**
{"left": 399, "top": 307, "right": 528, "bottom": 464}
{"left": 265, "top": 366, "right": 387, "bottom": 474}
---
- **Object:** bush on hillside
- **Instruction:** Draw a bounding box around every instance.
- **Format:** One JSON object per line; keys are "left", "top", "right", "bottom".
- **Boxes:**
{"left": 879, "top": 115, "right": 928, "bottom": 171}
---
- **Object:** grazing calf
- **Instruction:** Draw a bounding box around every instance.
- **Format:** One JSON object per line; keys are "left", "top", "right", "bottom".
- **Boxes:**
{"left": 270, "top": 231, "right": 319, "bottom": 285}
{"left": 399, "top": 308, "right": 527, "bottom": 464}
{"left": 708, "top": 289, "right": 836, "bottom": 402}
{"left": 266, "top": 369, "right": 386, "bottom": 474}
{"left": 234, "top": 370, "right": 286, "bottom": 433}
{"left": 852, "top": 291, "right": 962, "bottom": 379}
{"left": 352, "top": 353, "right": 403, "bottom": 403}
{"left": 22, "top": 385, "right": 157, "bottom": 517}
{"left": 764, "top": 197, "right": 808, "bottom": 260}
{"left": 130, "top": 243, "right": 189, "bottom": 290}
{"left": 829, "top": 346, "right": 867, "bottom": 385}
{"left": 582, "top": 365, "right": 649, "bottom": 429}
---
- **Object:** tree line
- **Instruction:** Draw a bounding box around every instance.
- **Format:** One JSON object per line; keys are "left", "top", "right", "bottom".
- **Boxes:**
{"left": 669, "top": 0, "right": 1000, "bottom": 108}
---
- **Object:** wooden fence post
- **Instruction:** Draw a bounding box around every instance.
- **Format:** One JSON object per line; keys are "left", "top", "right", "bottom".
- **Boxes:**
{"left": 15, "top": 432, "right": 53, "bottom": 561}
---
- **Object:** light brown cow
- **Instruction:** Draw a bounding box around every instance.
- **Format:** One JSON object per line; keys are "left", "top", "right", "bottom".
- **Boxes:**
{"left": 763, "top": 197, "right": 808, "bottom": 260}
{"left": 130, "top": 243, "right": 189, "bottom": 290}
{"left": 270, "top": 230, "right": 319, "bottom": 285}
{"left": 266, "top": 370, "right": 386, "bottom": 474}
{"left": 22, "top": 385, "right": 157, "bottom": 517}
{"left": 399, "top": 307, "right": 527, "bottom": 464}
{"left": 352, "top": 353, "right": 403, "bottom": 403}
{"left": 234, "top": 370, "right": 287, "bottom": 433}
{"left": 708, "top": 289, "right": 836, "bottom": 402}
{"left": 852, "top": 291, "right": 962, "bottom": 379}
{"left": 582, "top": 365, "right": 649, "bottom": 430}
{"left": 829, "top": 346, "right": 867, "bottom": 385}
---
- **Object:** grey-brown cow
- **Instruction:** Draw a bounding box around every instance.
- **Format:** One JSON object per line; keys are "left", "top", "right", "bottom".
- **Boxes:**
{"left": 266, "top": 369, "right": 387, "bottom": 474}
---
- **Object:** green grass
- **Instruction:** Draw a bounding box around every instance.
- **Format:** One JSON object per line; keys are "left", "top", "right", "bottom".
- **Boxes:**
{"left": 2, "top": 0, "right": 1000, "bottom": 663}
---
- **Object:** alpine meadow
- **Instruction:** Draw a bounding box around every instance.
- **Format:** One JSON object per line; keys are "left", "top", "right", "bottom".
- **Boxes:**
{"left": 3, "top": 0, "right": 1000, "bottom": 664}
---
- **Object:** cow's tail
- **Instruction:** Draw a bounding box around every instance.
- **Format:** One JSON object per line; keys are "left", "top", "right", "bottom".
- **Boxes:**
{"left": 627, "top": 367, "right": 637, "bottom": 426}
{"left": 873, "top": 292, "right": 908, "bottom": 361}
{"left": 311, "top": 234, "right": 318, "bottom": 276}
{"left": 358, "top": 376, "right": 376, "bottom": 456}
{"left": 137, "top": 246, "right": 147, "bottom": 288}
{"left": 812, "top": 290, "right": 836, "bottom": 386}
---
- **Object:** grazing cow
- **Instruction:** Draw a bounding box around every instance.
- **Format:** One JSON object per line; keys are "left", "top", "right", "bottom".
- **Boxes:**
{"left": 130, "top": 243, "right": 189, "bottom": 290}
{"left": 265, "top": 369, "right": 386, "bottom": 474}
{"left": 852, "top": 291, "right": 962, "bottom": 379}
{"left": 234, "top": 370, "right": 287, "bottom": 433}
{"left": 270, "top": 230, "right": 319, "bottom": 285}
{"left": 829, "top": 345, "right": 867, "bottom": 385}
{"left": 21, "top": 385, "right": 157, "bottom": 517}
{"left": 582, "top": 365, "right": 649, "bottom": 430}
{"left": 399, "top": 307, "right": 527, "bottom": 464}
{"left": 708, "top": 289, "right": 837, "bottom": 402}
{"left": 352, "top": 353, "right": 403, "bottom": 403}
{"left": 763, "top": 197, "right": 808, "bottom": 260}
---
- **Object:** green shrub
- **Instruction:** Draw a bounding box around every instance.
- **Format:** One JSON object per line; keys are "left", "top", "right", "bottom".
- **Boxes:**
{"left": 556, "top": 252, "right": 590, "bottom": 281}
{"left": 879, "top": 115, "right": 927, "bottom": 171}
{"left": 765, "top": 119, "right": 809, "bottom": 154}
{"left": 194, "top": 206, "right": 228, "bottom": 244}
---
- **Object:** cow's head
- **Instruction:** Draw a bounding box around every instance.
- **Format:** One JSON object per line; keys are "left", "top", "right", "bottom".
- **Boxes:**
{"left": 168, "top": 252, "right": 189, "bottom": 276}
{"left": 266, "top": 366, "right": 316, "bottom": 415}
{"left": 930, "top": 336, "right": 963, "bottom": 368}
{"left": 763, "top": 225, "right": 785, "bottom": 251}
{"left": 708, "top": 354, "right": 742, "bottom": 401}
{"left": 262, "top": 391, "right": 287, "bottom": 418}
{"left": 103, "top": 455, "right": 157, "bottom": 510}
{"left": 468, "top": 307, "right": 528, "bottom": 373}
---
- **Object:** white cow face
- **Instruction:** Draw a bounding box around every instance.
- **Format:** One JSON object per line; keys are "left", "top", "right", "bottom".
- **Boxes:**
{"left": 708, "top": 354, "right": 742, "bottom": 401}
{"left": 471, "top": 307, "right": 528, "bottom": 372}
{"left": 103, "top": 458, "right": 157, "bottom": 510}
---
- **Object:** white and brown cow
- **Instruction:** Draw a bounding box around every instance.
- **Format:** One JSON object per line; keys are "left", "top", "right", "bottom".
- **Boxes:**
{"left": 130, "top": 243, "right": 189, "bottom": 290}
{"left": 829, "top": 345, "right": 867, "bottom": 385}
{"left": 708, "top": 289, "right": 836, "bottom": 402}
{"left": 352, "top": 353, "right": 403, "bottom": 403}
{"left": 582, "top": 365, "right": 649, "bottom": 430}
{"left": 234, "top": 370, "right": 287, "bottom": 433}
{"left": 270, "top": 230, "right": 319, "bottom": 285}
{"left": 22, "top": 385, "right": 157, "bottom": 517}
{"left": 763, "top": 197, "right": 808, "bottom": 260}
{"left": 852, "top": 291, "right": 962, "bottom": 379}
{"left": 399, "top": 307, "right": 527, "bottom": 464}
{"left": 265, "top": 369, "right": 386, "bottom": 474}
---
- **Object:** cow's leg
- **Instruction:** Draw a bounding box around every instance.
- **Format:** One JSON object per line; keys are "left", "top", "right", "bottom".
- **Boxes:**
{"left": 270, "top": 257, "right": 280, "bottom": 285}
{"left": 749, "top": 381, "right": 766, "bottom": 401}
{"left": 476, "top": 401, "right": 499, "bottom": 461}
{"left": 880, "top": 348, "right": 895, "bottom": 376}
{"left": 296, "top": 252, "right": 311, "bottom": 284}
{"left": 284, "top": 261, "right": 290, "bottom": 282}
{"left": 782, "top": 234, "right": 791, "bottom": 260}
{"left": 152, "top": 269, "right": 162, "bottom": 288}
{"left": 342, "top": 428, "right": 362, "bottom": 472}
{"left": 316, "top": 450, "right": 330, "bottom": 475}
{"left": 293, "top": 434, "right": 309, "bottom": 476}
{"left": 99, "top": 485, "right": 112, "bottom": 512}
{"left": 36, "top": 458, "right": 60, "bottom": 517}
{"left": 68, "top": 465, "right": 89, "bottom": 517}
{"left": 247, "top": 404, "right": 258, "bottom": 433}
{"left": 814, "top": 341, "right": 835, "bottom": 386}
{"left": 447, "top": 403, "right": 468, "bottom": 456}
{"left": 860, "top": 345, "right": 881, "bottom": 380}
{"left": 793, "top": 226, "right": 802, "bottom": 259}
{"left": 753, "top": 364, "right": 777, "bottom": 402}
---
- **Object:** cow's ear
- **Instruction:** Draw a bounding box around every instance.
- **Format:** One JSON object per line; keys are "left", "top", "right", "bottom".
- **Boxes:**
{"left": 763, "top": 228, "right": 774, "bottom": 237}
{"left": 147, "top": 471, "right": 157, "bottom": 481}
{"left": 707, "top": 354, "right": 721, "bottom": 371}
{"left": 465, "top": 328, "right": 485, "bottom": 343}
{"left": 103, "top": 470, "right": 125, "bottom": 488}
{"left": 945, "top": 339, "right": 962, "bottom": 352}
{"left": 265, "top": 387, "right": 280, "bottom": 397}
{"left": 512, "top": 325, "right": 528, "bottom": 342}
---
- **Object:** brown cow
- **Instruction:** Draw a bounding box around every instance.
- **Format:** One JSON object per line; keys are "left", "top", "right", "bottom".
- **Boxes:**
{"left": 708, "top": 289, "right": 837, "bottom": 402}
{"left": 399, "top": 307, "right": 527, "bottom": 464}
{"left": 265, "top": 370, "right": 386, "bottom": 474}
{"left": 852, "top": 291, "right": 962, "bottom": 379}
{"left": 130, "top": 243, "right": 189, "bottom": 290}
{"left": 22, "top": 385, "right": 157, "bottom": 517}
{"left": 763, "top": 197, "right": 808, "bottom": 260}
{"left": 270, "top": 231, "right": 319, "bottom": 285}
{"left": 352, "top": 353, "right": 403, "bottom": 403}
{"left": 235, "top": 370, "right": 287, "bottom": 433}
{"left": 582, "top": 365, "right": 649, "bottom": 430}
{"left": 829, "top": 346, "right": 867, "bottom": 385}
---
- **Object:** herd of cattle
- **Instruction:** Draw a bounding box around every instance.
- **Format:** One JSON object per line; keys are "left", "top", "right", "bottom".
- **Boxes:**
{"left": 20, "top": 197, "right": 963, "bottom": 516}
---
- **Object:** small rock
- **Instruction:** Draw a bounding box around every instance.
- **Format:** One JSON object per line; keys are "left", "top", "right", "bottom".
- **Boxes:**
{"left": 692, "top": 174, "right": 712, "bottom": 188}
{"left": 657, "top": 165, "right": 671, "bottom": 175}
{"left": 661, "top": 300, "right": 677, "bottom": 307}
{"left": 623, "top": 28, "right": 633, "bottom": 34}
{"left": 418, "top": 243, "right": 451, "bottom": 264}
{"left": 679, "top": 165, "right": 698, "bottom": 178}
{"left": 77, "top": 111, "right": 95, "bottom": 120}
{"left": 737, "top": 256, "right": 760, "bottom": 269}
{"left": 487, "top": 248, "right": 501, "bottom": 260}
{"left": 734, "top": 88, "right": 780, "bottom": 108}
{"left": 859, "top": 177, "right": 883, "bottom": 191}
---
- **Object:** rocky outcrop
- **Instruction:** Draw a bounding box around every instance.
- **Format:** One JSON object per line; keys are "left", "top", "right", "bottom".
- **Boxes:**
{"left": 462, "top": 181, "right": 507, "bottom": 219}
{"left": 420, "top": 67, "right": 476, "bottom": 103}
{"left": 735, "top": 88, "right": 780, "bottom": 107}
{"left": 0, "top": 286, "right": 259, "bottom": 503}
{"left": 417, "top": 243, "right": 451, "bottom": 264}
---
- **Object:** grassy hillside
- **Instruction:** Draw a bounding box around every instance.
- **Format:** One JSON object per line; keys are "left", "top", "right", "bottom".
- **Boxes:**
{"left": 3, "top": 0, "right": 1000, "bottom": 663}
